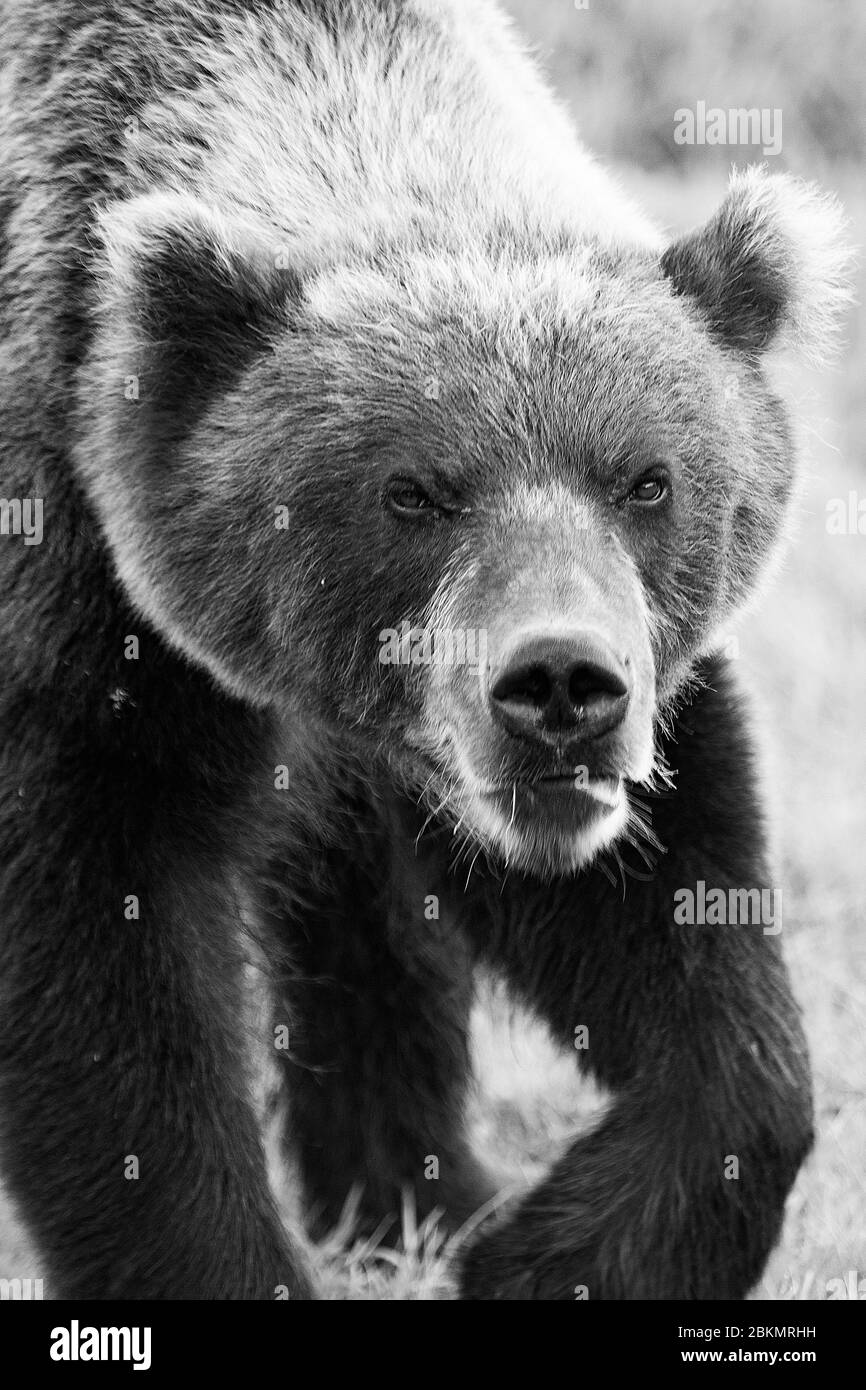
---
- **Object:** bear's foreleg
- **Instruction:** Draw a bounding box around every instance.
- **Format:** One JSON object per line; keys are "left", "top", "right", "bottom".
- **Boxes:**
{"left": 459, "top": 672, "right": 813, "bottom": 1299}
{"left": 0, "top": 700, "right": 312, "bottom": 1300}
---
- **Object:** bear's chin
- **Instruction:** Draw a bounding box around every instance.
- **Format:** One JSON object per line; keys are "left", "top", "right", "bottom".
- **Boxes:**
{"left": 464, "top": 778, "right": 629, "bottom": 879}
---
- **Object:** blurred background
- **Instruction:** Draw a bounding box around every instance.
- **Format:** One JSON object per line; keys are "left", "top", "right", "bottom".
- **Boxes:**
{"left": 1, "top": 0, "right": 863, "bottom": 1301}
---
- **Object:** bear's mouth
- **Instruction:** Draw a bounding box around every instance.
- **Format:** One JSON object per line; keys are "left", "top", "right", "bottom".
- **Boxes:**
{"left": 529, "top": 773, "right": 621, "bottom": 809}
{"left": 461, "top": 772, "right": 629, "bottom": 875}
{"left": 481, "top": 774, "right": 624, "bottom": 829}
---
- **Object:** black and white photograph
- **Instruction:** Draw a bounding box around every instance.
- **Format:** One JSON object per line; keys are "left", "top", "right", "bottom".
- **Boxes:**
{"left": 0, "top": 0, "right": 863, "bottom": 1349}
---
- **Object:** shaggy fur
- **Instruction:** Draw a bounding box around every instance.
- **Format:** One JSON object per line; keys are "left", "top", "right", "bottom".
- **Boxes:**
{"left": 0, "top": 0, "right": 851, "bottom": 1299}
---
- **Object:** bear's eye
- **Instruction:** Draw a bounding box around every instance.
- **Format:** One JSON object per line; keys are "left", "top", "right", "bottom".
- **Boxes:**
{"left": 627, "top": 473, "right": 668, "bottom": 505}
{"left": 385, "top": 478, "right": 439, "bottom": 518}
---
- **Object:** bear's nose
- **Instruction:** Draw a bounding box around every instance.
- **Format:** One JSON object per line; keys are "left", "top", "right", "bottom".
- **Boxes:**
{"left": 488, "top": 631, "right": 630, "bottom": 745}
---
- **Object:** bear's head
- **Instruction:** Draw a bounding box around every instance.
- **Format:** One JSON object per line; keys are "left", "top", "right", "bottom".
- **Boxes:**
{"left": 80, "top": 168, "right": 851, "bottom": 876}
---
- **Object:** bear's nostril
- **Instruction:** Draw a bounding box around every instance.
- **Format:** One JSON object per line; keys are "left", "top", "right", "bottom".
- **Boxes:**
{"left": 490, "top": 663, "right": 553, "bottom": 711}
{"left": 568, "top": 663, "right": 629, "bottom": 707}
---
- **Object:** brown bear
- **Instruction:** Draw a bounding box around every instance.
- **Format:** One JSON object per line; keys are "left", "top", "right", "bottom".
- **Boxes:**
{"left": 0, "top": 0, "right": 851, "bottom": 1299}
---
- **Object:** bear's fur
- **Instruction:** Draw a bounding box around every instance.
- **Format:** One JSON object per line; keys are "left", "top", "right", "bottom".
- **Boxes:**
{"left": 0, "top": 0, "right": 852, "bottom": 1298}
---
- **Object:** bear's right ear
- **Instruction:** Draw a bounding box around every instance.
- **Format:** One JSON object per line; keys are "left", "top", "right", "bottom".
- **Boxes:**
{"left": 660, "top": 167, "right": 853, "bottom": 363}
{"left": 95, "top": 193, "right": 301, "bottom": 416}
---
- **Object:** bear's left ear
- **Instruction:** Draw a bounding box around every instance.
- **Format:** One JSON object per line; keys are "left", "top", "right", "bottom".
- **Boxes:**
{"left": 660, "top": 167, "right": 854, "bottom": 362}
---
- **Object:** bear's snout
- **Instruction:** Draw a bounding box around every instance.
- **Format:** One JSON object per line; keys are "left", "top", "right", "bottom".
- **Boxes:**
{"left": 487, "top": 629, "right": 630, "bottom": 749}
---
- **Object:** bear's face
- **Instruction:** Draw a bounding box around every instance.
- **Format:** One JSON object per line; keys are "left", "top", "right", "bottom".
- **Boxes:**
{"left": 267, "top": 250, "right": 794, "bottom": 875}
{"left": 80, "top": 170, "right": 849, "bottom": 877}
